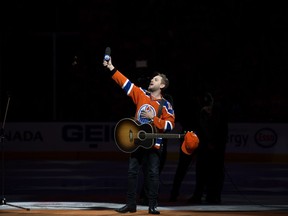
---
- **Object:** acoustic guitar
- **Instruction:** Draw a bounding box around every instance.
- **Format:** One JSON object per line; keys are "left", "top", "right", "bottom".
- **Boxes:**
{"left": 114, "top": 118, "right": 185, "bottom": 153}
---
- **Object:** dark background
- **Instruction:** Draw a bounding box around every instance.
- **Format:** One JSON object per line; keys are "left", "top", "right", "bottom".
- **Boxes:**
{"left": 0, "top": 0, "right": 287, "bottom": 205}
{"left": 1, "top": 0, "right": 288, "bottom": 124}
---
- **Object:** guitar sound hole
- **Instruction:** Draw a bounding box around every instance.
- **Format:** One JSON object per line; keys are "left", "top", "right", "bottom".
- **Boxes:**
{"left": 138, "top": 131, "right": 146, "bottom": 140}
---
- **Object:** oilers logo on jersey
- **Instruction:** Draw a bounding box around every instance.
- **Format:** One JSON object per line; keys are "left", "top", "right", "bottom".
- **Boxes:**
{"left": 137, "top": 104, "right": 156, "bottom": 124}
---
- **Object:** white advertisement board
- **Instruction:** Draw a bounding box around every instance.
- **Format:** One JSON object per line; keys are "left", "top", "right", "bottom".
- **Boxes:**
{"left": 1, "top": 122, "right": 287, "bottom": 155}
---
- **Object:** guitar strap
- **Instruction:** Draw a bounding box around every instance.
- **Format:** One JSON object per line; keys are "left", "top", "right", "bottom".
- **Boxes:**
{"left": 157, "top": 99, "right": 165, "bottom": 118}
{"left": 157, "top": 99, "right": 166, "bottom": 148}
{"left": 157, "top": 99, "right": 167, "bottom": 165}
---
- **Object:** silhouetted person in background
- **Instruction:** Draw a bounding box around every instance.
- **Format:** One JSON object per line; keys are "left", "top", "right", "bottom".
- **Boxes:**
{"left": 169, "top": 92, "right": 228, "bottom": 204}
{"left": 168, "top": 94, "right": 199, "bottom": 202}
{"left": 188, "top": 92, "right": 228, "bottom": 204}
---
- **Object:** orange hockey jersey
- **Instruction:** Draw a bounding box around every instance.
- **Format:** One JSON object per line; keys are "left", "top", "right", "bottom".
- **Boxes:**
{"left": 112, "top": 70, "right": 175, "bottom": 149}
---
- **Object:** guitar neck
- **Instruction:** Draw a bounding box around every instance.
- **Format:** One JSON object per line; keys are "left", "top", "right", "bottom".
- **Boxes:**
{"left": 145, "top": 133, "right": 185, "bottom": 139}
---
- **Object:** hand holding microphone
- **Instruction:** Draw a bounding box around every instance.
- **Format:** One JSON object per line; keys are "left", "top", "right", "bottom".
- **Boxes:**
{"left": 103, "top": 46, "right": 114, "bottom": 71}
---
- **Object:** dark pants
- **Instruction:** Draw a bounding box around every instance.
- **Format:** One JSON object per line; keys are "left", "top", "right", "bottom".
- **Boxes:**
{"left": 140, "top": 142, "right": 167, "bottom": 203}
{"left": 126, "top": 147, "right": 161, "bottom": 207}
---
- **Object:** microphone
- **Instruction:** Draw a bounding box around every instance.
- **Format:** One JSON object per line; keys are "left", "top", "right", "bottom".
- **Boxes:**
{"left": 104, "top": 47, "right": 111, "bottom": 61}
